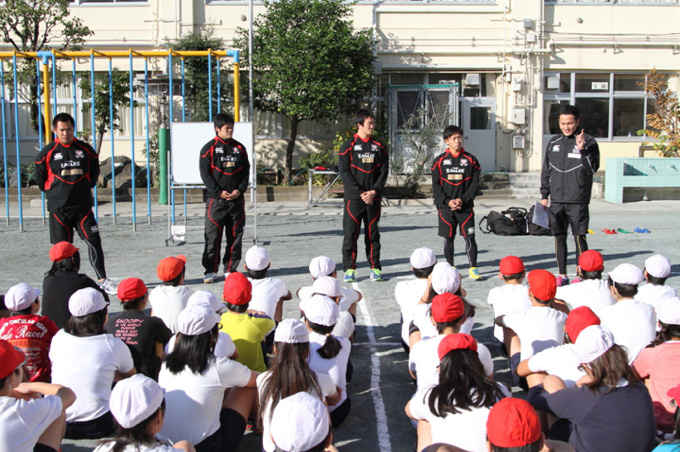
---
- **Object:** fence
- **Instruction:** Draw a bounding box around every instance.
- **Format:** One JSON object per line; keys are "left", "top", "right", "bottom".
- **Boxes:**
{"left": 0, "top": 48, "right": 240, "bottom": 231}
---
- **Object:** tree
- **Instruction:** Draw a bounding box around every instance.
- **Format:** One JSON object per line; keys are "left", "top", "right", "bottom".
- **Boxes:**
{"left": 638, "top": 68, "right": 680, "bottom": 157}
{"left": 167, "top": 27, "right": 232, "bottom": 122}
{"left": 0, "top": 0, "right": 93, "bottom": 132}
{"left": 234, "top": 0, "right": 376, "bottom": 181}
{"left": 78, "top": 68, "right": 137, "bottom": 154}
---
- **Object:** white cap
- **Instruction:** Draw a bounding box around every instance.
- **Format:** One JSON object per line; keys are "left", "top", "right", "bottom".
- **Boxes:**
{"left": 309, "top": 256, "right": 336, "bottom": 279}
{"left": 300, "top": 295, "right": 339, "bottom": 327}
{"left": 245, "top": 246, "right": 270, "bottom": 271}
{"left": 573, "top": 325, "right": 614, "bottom": 364}
{"left": 177, "top": 304, "right": 221, "bottom": 336}
{"left": 274, "top": 319, "right": 309, "bottom": 344}
{"left": 431, "top": 262, "right": 461, "bottom": 295}
{"left": 109, "top": 374, "right": 165, "bottom": 429}
{"left": 5, "top": 283, "right": 40, "bottom": 311}
{"left": 410, "top": 247, "right": 436, "bottom": 269}
{"left": 187, "top": 290, "right": 225, "bottom": 313}
{"left": 645, "top": 254, "right": 671, "bottom": 279}
{"left": 312, "top": 276, "right": 343, "bottom": 298}
{"left": 609, "top": 263, "right": 644, "bottom": 285}
{"left": 657, "top": 297, "right": 680, "bottom": 325}
{"left": 68, "top": 287, "right": 108, "bottom": 317}
{"left": 271, "top": 392, "right": 330, "bottom": 452}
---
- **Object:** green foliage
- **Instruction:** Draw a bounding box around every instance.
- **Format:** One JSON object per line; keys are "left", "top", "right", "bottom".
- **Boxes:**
{"left": 637, "top": 68, "right": 680, "bottom": 158}
{"left": 78, "top": 68, "right": 137, "bottom": 154}
{"left": 166, "top": 27, "right": 232, "bottom": 122}
{"left": 234, "top": 0, "right": 376, "bottom": 179}
{"left": 0, "top": 0, "right": 93, "bottom": 131}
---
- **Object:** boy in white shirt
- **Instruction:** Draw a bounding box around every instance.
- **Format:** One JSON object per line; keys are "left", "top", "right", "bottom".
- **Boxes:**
{"left": 496, "top": 269, "right": 568, "bottom": 389}
{"left": 635, "top": 254, "right": 677, "bottom": 311}
{"left": 149, "top": 255, "right": 194, "bottom": 334}
{"left": 297, "top": 255, "right": 361, "bottom": 318}
{"left": 0, "top": 339, "right": 76, "bottom": 452}
{"left": 396, "top": 247, "right": 436, "bottom": 352}
{"left": 556, "top": 249, "right": 615, "bottom": 314}
{"left": 245, "top": 246, "right": 292, "bottom": 322}
{"left": 599, "top": 263, "right": 656, "bottom": 363}
{"left": 486, "top": 255, "right": 531, "bottom": 358}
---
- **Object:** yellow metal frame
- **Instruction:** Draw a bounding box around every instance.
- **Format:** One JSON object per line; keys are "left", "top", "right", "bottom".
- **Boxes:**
{"left": 0, "top": 49, "right": 241, "bottom": 143}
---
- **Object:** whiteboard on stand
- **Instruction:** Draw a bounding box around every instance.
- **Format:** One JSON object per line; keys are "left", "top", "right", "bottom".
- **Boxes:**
{"left": 170, "top": 122, "right": 254, "bottom": 185}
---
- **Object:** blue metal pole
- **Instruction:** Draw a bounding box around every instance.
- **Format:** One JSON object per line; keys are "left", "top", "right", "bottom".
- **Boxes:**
{"left": 144, "top": 58, "right": 151, "bottom": 223}
{"left": 12, "top": 55, "right": 23, "bottom": 231}
{"left": 216, "top": 57, "right": 221, "bottom": 113}
{"left": 129, "top": 54, "right": 136, "bottom": 230}
{"left": 36, "top": 60, "right": 45, "bottom": 222}
{"left": 1, "top": 62, "right": 9, "bottom": 225}
{"left": 181, "top": 58, "right": 186, "bottom": 122}
{"left": 169, "top": 53, "right": 175, "bottom": 224}
{"left": 91, "top": 54, "right": 98, "bottom": 221}
{"left": 208, "top": 53, "right": 213, "bottom": 121}
{"left": 108, "top": 59, "right": 116, "bottom": 221}
{"left": 51, "top": 54, "right": 57, "bottom": 118}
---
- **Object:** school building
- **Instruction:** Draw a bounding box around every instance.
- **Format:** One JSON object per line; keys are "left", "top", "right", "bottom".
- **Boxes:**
{"left": 2, "top": 0, "right": 680, "bottom": 173}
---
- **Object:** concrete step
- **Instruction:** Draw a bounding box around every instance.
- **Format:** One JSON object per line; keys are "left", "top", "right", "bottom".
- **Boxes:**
{"left": 509, "top": 181, "right": 541, "bottom": 189}
{"left": 507, "top": 172, "right": 541, "bottom": 181}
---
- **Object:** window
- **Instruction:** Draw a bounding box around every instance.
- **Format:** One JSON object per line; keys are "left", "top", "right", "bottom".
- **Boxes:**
{"left": 543, "top": 72, "right": 659, "bottom": 140}
{"left": 70, "top": 0, "right": 147, "bottom": 5}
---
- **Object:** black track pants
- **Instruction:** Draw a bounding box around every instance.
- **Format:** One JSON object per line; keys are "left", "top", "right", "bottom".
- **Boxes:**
{"left": 202, "top": 197, "right": 246, "bottom": 274}
{"left": 342, "top": 198, "right": 381, "bottom": 271}
{"left": 50, "top": 209, "right": 107, "bottom": 280}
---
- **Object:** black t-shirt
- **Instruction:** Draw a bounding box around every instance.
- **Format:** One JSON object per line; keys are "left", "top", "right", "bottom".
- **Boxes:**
{"left": 105, "top": 310, "right": 172, "bottom": 380}
{"left": 42, "top": 271, "right": 110, "bottom": 329}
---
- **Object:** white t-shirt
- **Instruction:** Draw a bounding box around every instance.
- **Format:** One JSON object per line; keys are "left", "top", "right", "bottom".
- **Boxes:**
{"left": 409, "top": 335, "right": 494, "bottom": 390}
{"left": 250, "top": 277, "right": 289, "bottom": 319}
{"left": 49, "top": 331, "right": 134, "bottom": 422}
{"left": 165, "top": 331, "right": 236, "bottom": 359}
{"left": 502, "top": 306, "right": 567, "bottom": 360}
{"left": 307, "top": 331, "right": 351, "bottom": 411}
{"left": 333, "top": 311, "right": 355, "bottom": 340}
{"left": 599, "top": 298, "right": 657, "bottom": 363}
{"left": 298, "top": 285, "right": 359, "bottom": 313}
{"left": 158, "top": 357, "right": 252, "bottom": 446}
{"left": 0, "top": 395, "right": 63, "bottom": 452}
{"left": 527, "top": 343, "right": 585, "bottom": 387}
{"left": 149, "top": 285, "right": 194, "bottom": 334}
{"left": 257, "top": 370, "right": 336, "bottom": 452}
{"left": 408, "top": 385, "right": 510, "bottom": 452}
{"left": 635, "top": 284, "right": 678, "bottom": 312}
{"left": 94, "top": 442, "right": 184, "bottom": 452}
{"left": 395, "top": 278, "right": 429, "bottom": 345}
{"left": 556, "top": 279, "right": 615, "bottom": 314}
{"left": 487, "top": 284, "right": 532, "bottom": 342}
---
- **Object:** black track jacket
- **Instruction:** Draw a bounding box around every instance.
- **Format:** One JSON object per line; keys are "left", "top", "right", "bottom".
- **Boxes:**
{"left": 338, "top": 134, "right": 389, "bottom": 200}
{"left": 540, "top": 133, "right": 600, "bottom": 204}
{"left": 199, "top": 136, "right": 250, "bottom": 199}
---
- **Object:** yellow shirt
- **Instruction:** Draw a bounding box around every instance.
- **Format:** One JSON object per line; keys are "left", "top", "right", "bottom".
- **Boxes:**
{"left": 219, "top": 311, "right": 274, "bottom": 372}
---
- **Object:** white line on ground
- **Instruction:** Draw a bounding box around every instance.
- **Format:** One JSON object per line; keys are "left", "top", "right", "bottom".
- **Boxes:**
{"left": 354, "top": 282, "right": 393, "bottom": 452}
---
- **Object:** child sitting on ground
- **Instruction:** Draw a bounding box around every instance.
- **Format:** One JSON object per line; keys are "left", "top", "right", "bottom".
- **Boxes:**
{"left": 149, "top": 255, "right": 193, "bottom": 334}
{"left": 486, "top": 255, "right": 531, "bottom": 357}
{"left": 106, "top": 278, "right": 172, "bottom": 381}
{"left": 396, "top": 247, "right": 436, "bottom": 353}
{"left": 298, "top": 255, "right": 362, "bottom": 318}
{"left": 635, "top": 254, "right": 677, "bottom": 310}
{"left": 0, "top": 283, "right": 58, "bottom": 382}
{"left": 556, "top": 250, "right": 615, "bottom": 314}
{"left": 245, "top": 246, "right": 292, "bottom": 323}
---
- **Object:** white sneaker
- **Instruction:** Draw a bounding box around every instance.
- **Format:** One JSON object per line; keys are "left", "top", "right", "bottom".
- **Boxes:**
{"left": 98, "top": 278, "right": 118, "bottom": 295}
{"left": 204, "top": 273, "right": 217, "bottom": 284}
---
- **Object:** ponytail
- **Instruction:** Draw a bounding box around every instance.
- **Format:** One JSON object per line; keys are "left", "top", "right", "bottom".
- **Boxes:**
{"left": 307, "top": 320, "right": 342, "bottom": 359}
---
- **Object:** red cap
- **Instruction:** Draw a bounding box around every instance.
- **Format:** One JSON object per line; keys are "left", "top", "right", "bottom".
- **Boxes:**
{"left": 565, "top": 306, "right": 601, "bottom": 342}
{"left": 667, "top": 384, "right": 680, "bottom": 402}
{"left": 487, "top": 398, "right": 541, "bottom": 448}
{"left": 527, "top": 269, "right": 557, "bottom": 302}
{"left": 0, "top": 339, "right": 26, "bottom": 379}
{"left": 438, "top": 333, "right": 478, "bottom": 360}
{"left": 156, "top": 255, "right": 187, "bottom": 282}
{"left": 500, "top": 256, "right": 525, "bottom": 276}
{"left": 49, "top": 241, "right": 79, "bottom": 262}
{"left": 579, "top": 250, "right": 604, "bottom": 272}
{"left": 117, "top": 278, "right": 148, "bottom": 302}
{"left": 223, "top": 272, "right": 252, "bottom": 306}
{"left": 431, "top": 293, "right": 465, "bottom": 323}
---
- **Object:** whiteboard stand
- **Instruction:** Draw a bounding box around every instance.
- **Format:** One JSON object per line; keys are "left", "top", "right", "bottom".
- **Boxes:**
{"left": 167, "top": 122, "right": 256, "bottom": 246}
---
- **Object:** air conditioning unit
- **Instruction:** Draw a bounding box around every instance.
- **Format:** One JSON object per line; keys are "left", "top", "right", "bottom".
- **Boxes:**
{"left": 465, "top": 74, "right": 480, "bottom": 86}
{"left": 545, "top": 76, "right": 560, "bottom": 90}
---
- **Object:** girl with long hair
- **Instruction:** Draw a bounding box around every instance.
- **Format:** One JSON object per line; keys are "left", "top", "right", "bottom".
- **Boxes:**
{"left": 257, "top": 319, "right": 340, "bottom": 452}
{"left": 157, "top": 304, "right": 258, "bottom": 452}
{"left": 406, "top": 333, "right": 508, "bottom": 452}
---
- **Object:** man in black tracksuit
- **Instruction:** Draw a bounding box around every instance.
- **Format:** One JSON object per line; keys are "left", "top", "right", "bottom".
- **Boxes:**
{"left": 431, "top": 125, "right": 483, "bottom": 280}
{"left": 338, "top": 109, "right": 389, "bottom": 282}
{"left": 33, "top": 113, "right": 115, "bottom": 294}
{"left": 199, "top": 113, "right": 250, "bottom": 283}
{"left": 540, "top": 104, "right": 600, "bottom": 286}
